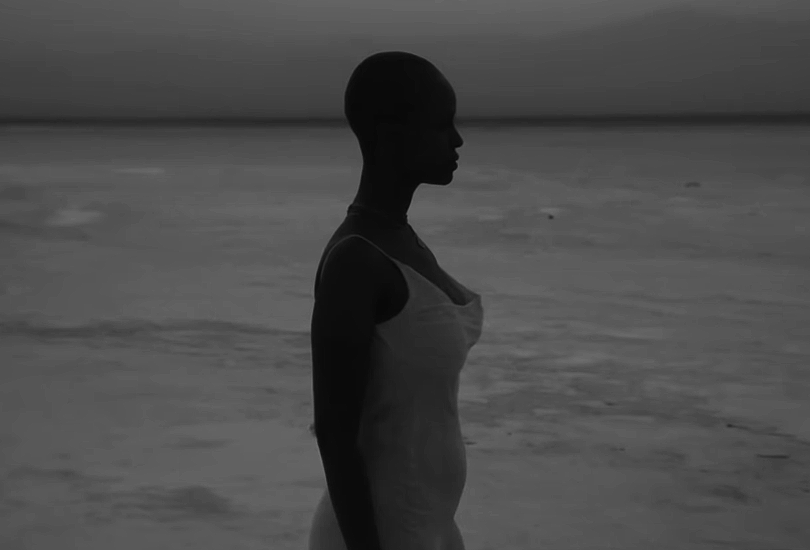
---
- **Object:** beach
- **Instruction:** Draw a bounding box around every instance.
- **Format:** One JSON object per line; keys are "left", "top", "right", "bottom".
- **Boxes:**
{"left": 1, "top": 125, "right": 809, "bottom": 549}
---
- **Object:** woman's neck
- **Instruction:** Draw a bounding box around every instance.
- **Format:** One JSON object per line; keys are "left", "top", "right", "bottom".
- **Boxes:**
{"left": 353, "top": 163, "right": 418, "bottom": 222}
{"left": 347, "top": 202, "right": 408, "bottom": 227}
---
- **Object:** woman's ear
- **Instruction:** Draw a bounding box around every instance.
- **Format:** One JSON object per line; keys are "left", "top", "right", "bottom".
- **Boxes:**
{"left": 372, "top": 121, "right": 411, "bottom": 161}
{"left": 375, "top": 120, "right": 408, "bottom": 141}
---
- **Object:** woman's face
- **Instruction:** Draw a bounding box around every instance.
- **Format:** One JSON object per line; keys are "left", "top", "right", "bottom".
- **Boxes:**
{"left": 376, "top": 76, "right": 464, "bottom": 186}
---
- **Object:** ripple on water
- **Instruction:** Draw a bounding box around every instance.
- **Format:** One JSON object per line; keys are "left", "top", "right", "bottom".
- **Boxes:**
{"left": 112, "top": 168, "right": 166, "bottom": 176}
{"left": 44, "top": 208, "right": 104, "bottom": 227}
{"left": 566, "top": 322, "right": 671, "bottom": 341}
{"left": 553, "top": 351, "right": 614, "bottom": 367}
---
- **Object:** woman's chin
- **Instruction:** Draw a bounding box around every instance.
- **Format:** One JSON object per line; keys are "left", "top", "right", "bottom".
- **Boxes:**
{"left": 426, "top": 174, "right": 454, "bottom": 186}
{"left": 417, "top": 162, "right": 457, "bottom": 185}
{"left": 430, "top": 165, "right": 457, "bottom": 185}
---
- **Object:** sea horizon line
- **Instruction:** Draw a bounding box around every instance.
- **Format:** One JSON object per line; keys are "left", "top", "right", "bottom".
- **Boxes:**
{"left": 2, "top": 112, "right": 810, "bottom": 128}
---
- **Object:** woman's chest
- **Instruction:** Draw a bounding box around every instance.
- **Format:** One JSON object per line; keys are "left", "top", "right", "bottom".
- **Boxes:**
{"left": 336, "top": 223, "right": 468, "bottom": 306}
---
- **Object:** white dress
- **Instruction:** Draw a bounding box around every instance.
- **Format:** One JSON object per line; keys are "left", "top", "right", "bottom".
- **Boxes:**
{"left": 308, "top": 234, "right": 484, "bottom": 550}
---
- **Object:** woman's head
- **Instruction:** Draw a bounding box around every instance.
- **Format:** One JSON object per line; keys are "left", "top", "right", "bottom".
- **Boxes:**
{"left": 344, "top": 51, "right": 463, "bottom": 186}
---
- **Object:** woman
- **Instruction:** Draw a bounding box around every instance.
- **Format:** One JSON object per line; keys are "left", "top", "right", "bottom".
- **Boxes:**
{"left": 308, "top": 51, "right": 483, "bottom": 550}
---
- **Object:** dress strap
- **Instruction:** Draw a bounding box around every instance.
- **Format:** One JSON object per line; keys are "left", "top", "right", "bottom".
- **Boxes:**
{"left": 316, "top": 234, "right": 396, "bottom": 289}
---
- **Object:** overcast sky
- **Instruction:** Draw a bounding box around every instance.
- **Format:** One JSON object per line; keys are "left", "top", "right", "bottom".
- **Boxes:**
{"left": 1, "top": 0, "right": 809, "bottom": 119}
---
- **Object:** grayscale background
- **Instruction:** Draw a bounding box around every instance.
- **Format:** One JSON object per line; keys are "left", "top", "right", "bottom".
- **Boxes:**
{"left": 1, "top": 2, "right": 809, "bottom": 550}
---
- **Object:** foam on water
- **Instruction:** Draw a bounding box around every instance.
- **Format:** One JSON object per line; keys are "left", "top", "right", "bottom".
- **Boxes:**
{"left": 44, "top": 208, "right": 104, "bottom": 227}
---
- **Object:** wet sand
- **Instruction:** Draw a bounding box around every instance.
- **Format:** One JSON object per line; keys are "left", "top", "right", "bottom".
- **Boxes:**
{"left": 1, "top": 126, "right": 809, "bottom": 549}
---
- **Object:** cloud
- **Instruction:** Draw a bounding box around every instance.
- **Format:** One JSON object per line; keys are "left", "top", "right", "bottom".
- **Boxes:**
{"left": 0, "top": 5, "right": 808, "bottom": 119}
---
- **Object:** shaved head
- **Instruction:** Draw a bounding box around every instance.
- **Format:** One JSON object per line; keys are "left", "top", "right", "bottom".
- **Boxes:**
{"left": 344, "top": 51, "right": 446, "bottom": 159}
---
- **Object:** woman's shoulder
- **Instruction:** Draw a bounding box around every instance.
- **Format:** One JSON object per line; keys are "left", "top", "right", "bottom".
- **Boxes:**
{"left": 314, "top": 221, "right": 390, "bottom": 297}
{"left": 324, "top": 216, "right": 402, "bottom": 258}
{"left": 322, "top": 225, "right": 371, "bottom": 260}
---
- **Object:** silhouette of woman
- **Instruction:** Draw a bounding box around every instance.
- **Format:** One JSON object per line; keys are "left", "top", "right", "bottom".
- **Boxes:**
{"left": 307, "top": 52, "right": 483, "bottom": 550}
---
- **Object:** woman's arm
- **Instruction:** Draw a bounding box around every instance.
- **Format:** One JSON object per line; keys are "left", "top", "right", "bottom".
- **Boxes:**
{"left": 311, "top": 236, "right": 384, "bottom": 550}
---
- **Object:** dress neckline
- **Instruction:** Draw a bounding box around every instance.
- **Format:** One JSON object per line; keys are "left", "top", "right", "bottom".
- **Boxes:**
{"left": 390, "top": 257, "right": 481, "bottom": 309}
{"left": 322, "top": 233, "right": 480, "bottom": 309}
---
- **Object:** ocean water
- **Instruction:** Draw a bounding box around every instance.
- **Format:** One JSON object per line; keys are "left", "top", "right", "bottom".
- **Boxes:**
{"left": 2, "top": 126, "right": 808, "bottom": 329}
{"left": 1, "top": 125, "right": 810, "bottom": 549}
